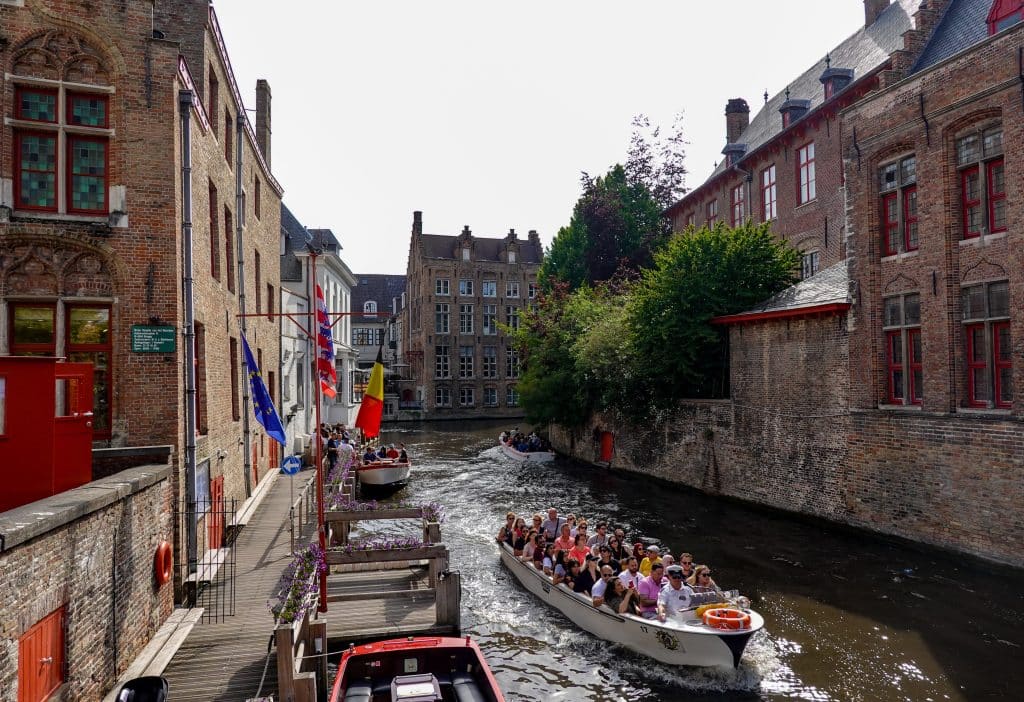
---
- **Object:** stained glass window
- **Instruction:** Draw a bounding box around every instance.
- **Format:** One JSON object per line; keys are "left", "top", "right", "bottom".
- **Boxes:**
{"left": 69, "top": 94, "right": 108, "bottom": 127}
{"left": 17, "top": 89, "right": 56, "bottom": 122}
{"left": 18, "top": 134, "right": 57, "bottom": 209}
{"left": 69, "top": 138, "right": 106, "bottom": 212}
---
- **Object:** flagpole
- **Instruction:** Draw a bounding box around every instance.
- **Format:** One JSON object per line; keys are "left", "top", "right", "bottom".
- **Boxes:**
{"left": 311, "top": 251, "right": 328, "bottom": 613}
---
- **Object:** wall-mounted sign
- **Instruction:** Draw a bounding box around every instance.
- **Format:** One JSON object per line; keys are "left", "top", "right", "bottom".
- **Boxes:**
{"left": 131, "top": 325, "right": 176, "bottom": 353}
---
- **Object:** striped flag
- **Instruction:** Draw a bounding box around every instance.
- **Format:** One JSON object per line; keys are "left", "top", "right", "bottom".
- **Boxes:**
{"left": 354, "top": 346, "right": 385, "bottom": 439}
{"left": 315, "top": 284, "right": 337, "bottom": 395}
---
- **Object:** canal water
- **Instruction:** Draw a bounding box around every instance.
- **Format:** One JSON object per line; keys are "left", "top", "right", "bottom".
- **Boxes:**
{"left": 357, "top": 421, "right": 1023, "bottom": 701}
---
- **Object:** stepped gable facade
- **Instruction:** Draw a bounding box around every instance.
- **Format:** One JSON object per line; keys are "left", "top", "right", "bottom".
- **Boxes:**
{"left": 0, "top": 0, "right": 284, "bottom": 666}
{"left": 404, "top": 211, "right": 542, "bottom": 419}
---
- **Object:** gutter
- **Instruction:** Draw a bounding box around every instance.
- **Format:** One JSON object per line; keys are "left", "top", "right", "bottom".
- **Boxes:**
{"left": 711, "top": 302, "right": 851, "bottom": 325}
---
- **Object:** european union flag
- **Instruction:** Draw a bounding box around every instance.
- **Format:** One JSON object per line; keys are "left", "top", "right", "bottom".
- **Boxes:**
{"left": 241, "top": 334, "right": 286, "bottom": 446}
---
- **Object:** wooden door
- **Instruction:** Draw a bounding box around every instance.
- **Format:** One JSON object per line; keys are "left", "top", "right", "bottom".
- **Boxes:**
{"left": 252, "top": 442, "right": 259, "bottom": 486}
{"left": 208, "top": 475, "right": 224, "bottom": 550}
{"left": 18, "top": 607, "right": 64, "bottom": 702}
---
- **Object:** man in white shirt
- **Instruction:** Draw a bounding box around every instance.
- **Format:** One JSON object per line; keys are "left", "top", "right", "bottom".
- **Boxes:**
{"left": 591, "top": 564, "right": 617, "bottom": 607}
{"left": 618, "top": 556, "right": 642, "bottom": 590}
{"left": 657, "top": 565, "right": 694, "bottom": 621}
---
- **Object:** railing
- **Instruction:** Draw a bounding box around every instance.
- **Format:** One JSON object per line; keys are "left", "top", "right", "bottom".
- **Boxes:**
{"left": 398, "top": 400, "right": 424, "bottom": 410}
{"left": 288, "top": 475, "right": 318, "bottom": 552}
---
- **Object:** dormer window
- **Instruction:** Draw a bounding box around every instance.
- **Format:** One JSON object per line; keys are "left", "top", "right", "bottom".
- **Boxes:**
{"left": 364, "top": 301, "right": 377, "bottom": 315}
{"left": 988, "top": 0, "right": 1024, "bottom": 34}
{"left": 721, "top": 143, "right": 747, "bottom": 168}
{"left": 462, "top": 248, "right": 471, "bottom": 261}
{"left": 779, "top": 96, "right": 811, "bottom": 130}
{"left": 508, "top": 251, "right": 516, "bottom": 264}
{"left": 820, "top": 67, "right": 854, "bottom": 101}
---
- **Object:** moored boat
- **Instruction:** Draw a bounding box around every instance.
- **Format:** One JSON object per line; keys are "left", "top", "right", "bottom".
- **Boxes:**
{"left": 328, "top": 635, "right": 506, "bottom": 702}
{"left": 498, "top": 542, "right": 764, "bottom": 668}
{"left": 498, "top": 437, "right": 555, "bottom": 463}
{"left": 357, "top": 459, "right": 412, "bottom": 493}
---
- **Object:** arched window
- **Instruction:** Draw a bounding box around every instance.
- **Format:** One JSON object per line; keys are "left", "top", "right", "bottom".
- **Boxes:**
{"left": 988, "top": 0, "right": 1024, "bottom": 34}
{"left": 363, "top": 300, "right": 377, "bottom": 315}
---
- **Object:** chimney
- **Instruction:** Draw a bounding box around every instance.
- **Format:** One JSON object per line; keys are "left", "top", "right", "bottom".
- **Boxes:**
{"left": 528, "top": 229, "right": 540, "bottom": 246}
{"left": 725, "top": 98, "right": 750, "bottom": 144}
{"left": 412, "top": 211, "right": 422, "bottom": 236}
{"left": 864, "top": 0, "right": 890, "bottom": 26}
{"left": 255, "top": 79, "right": 272, "bottom": 167}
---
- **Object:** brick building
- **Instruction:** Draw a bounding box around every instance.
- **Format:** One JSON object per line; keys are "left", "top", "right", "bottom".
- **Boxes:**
{"left": 350, "top": 273, "right": 407, "bottom": 420}
{"left": 404, "top": 211, "right": 542, "bottom": 419}
{"left": 1, "top": 0, "right": 282, "bottom": 583}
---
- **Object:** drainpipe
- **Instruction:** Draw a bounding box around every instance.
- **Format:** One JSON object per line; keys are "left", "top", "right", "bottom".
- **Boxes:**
{"left": 236, "top": 114, "right": 252, "bottom": 497}
{"left": 179, "top": 89, "right": 198, "bottom": 576}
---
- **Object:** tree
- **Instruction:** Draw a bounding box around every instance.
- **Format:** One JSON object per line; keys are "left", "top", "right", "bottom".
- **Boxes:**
{"left": 628, "top": 221, "right": 800, "bottom": 405}
{"left": 625, "top": 113, "right": 688, "bottom": 210}
{"left": 539, "top": 165, "right": 668, "bottom": 290}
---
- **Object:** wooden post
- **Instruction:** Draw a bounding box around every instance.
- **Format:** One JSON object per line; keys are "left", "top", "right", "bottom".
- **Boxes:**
{"left": 275, "top": 623, "right": 296, "bottom": 702}
{"left": 308, "top": 616, "right": 328, "bottom": 702}
{"left": 436, "top": 570, "right": 461, "bottom": 631}
{"left": 423, "top": 521, "right": 440, "bottom": 544}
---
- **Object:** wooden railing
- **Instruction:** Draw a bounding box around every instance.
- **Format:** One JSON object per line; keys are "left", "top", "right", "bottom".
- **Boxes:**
{"left": 275, "top": 571, "right": 327, "bottom": 702}
{"left": 287, "top": 475, "right": 317, "bottom": 552}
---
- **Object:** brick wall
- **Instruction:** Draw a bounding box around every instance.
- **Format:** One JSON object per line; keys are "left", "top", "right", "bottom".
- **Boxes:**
{"left": 0, "top": 464, "right": 174, "bottom": 701}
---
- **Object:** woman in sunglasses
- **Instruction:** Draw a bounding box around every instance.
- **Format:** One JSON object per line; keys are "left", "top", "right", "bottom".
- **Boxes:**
{"left": 607, "top": 535, "right": 629, "bottom": 562}
{"left": 686, "top": 565, "right": 721, "bottom": 595}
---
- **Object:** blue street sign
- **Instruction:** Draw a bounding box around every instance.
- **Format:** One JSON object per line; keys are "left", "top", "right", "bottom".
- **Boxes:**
{"left": 281, "top": 455, "right": 302, "bottom": 475}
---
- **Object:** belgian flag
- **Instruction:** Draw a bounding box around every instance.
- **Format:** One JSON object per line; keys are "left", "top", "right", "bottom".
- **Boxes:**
{"left": 354, "top": 346, "right": 385, "bottom": 439}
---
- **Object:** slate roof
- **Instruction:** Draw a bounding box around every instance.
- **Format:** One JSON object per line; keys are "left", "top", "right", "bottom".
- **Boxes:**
{"left": 729, "top": 260, "right": 850, "bottom": 319}
{"left": 419, "top": 233, "right": 544, "bottom": 264}
{"left": 279, "top": 203, "right": 307, "bottom": 282}
{"left": 912, "top": 0, "right": 1001, "bottom": 73}
{"left": 351, "top": 274, "right": 407, "bottom": 318}
{"left": 677, "top": 0, "right": 918, "bottom": 204}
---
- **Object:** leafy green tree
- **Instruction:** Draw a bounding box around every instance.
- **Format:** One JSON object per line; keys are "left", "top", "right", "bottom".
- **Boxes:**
{"left": 625, "top": 113, "right": 688, "bottom": 210}
{"left": 628, "top": 221, "right": 800, "bottom": 404}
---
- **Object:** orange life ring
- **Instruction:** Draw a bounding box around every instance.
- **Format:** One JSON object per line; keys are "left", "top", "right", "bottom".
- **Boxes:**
{"left": 154, "top": 541, "right": 173, "bottom": 586}
{"left": 702, "top": 607, "right": 751, "bottom": 631}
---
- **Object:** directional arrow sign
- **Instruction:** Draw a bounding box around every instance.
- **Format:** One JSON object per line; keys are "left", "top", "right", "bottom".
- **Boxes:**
{"left": 281, "top": 455, "right": 302, "bottom": 475}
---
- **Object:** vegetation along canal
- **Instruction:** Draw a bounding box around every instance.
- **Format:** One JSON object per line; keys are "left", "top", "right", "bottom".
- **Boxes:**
{"left": 353, "top": 421, "right": 1023, "bottom": 701}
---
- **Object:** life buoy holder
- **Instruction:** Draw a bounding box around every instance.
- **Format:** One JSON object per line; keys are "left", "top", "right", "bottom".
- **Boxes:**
{"left": 702, "top": 607, "right": 751, "bottom": 631}
{"left": 154, "top": 541, "right": 173, "bottom": 586}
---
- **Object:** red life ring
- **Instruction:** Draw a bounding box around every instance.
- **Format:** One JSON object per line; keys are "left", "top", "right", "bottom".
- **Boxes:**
{"left": 702, "top": 607, "right": 751, "bottom": 630}
{"left": 154, "top": 541, "right": 173, "bottom": 586}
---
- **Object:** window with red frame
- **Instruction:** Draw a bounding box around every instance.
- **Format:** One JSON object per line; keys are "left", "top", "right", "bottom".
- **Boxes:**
{"left": 66, "top": 305, "right": 112, "bottom": 437}
{"left": 761, "top": 165, "right": 777, "bottom": 221}
{"left": 797, "top": 142, "right": 815, "bottom": 204}
{"left": 956, "top": 126, "right": 1003, "bottom": 238}
{"left": 962, "top": 281, "right": 1011, "bottom": 408}
{"left": 225, "top": 206, "right": 235, "bottom": 293}
{"left": 878, "top": 155, "right": 917, "bottom": 255}
{"left": 987, "top": 0, "right": 1024, "bottom": 33}
{"left": 883, "top": 293, "right": 922, "bottom": 405}
{"left": 706, "top": 199, "right": 718, "bottom": 226}
{"left": 229, "top": 337, "right": 240, "bottom": 420}
{"left": 730, "top": 184, "right": 745, "bottom": 226}
{"left": 209, "top": 180, "right": 220, "bottom": 280}
{"left": 14, "top": 86, "right": 109, "bottom": 214}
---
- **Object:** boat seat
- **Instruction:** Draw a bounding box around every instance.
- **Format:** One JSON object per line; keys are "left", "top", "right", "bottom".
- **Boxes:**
{"left": 343, "top": 681, "right": 373, "bottom": 702}
{"left": 451, "top": 673, "right": 487, "bottom": 702}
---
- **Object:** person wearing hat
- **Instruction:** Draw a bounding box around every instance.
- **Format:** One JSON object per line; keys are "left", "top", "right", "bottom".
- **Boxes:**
{"left": 639, "top": 545, "right": 662, "bottom": 577}
{"left": 657, "top": 565, "right": 695, "bottom": 622}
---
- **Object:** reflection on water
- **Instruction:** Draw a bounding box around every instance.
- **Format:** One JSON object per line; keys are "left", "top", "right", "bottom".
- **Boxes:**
{"left": 361, "top": 420, "right": 1024, "bottom": 701}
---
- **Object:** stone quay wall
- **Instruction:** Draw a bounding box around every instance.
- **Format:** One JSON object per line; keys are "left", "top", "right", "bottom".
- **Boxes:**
{"left": 0, "top": 464, "right": 174, "bottom": 700}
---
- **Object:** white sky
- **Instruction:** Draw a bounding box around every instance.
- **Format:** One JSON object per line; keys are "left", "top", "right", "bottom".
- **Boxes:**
{"left": 212, "top": 0, "right": 869, "bottom": 274}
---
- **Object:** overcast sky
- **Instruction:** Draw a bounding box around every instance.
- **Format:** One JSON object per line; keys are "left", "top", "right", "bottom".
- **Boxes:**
{"left": 213, "top": 0, "right": 870, "bottom": 274}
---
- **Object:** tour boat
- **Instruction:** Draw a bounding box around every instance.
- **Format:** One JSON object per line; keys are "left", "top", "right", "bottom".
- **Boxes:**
{"left": 357, "top": 459, "right": 412, "bottom": 492}
{"left": 498, "top": 437, "right": 555, "bottom": 463}
{"left": 328, "top": 635, "right": 506, "bottom": 702}
{"left": 498, "top": 543, "right": 764, "bottom": 668}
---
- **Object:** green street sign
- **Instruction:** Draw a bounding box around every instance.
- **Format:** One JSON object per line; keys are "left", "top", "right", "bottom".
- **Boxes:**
{"left": 131, "top": 325, "right": 177, "bottom": 353}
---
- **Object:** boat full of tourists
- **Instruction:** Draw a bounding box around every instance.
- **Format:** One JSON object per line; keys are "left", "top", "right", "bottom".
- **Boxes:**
{"left": 357, "top": 458, "right": 412, "bottom": 492}
{"left": 498, "top": 542, "right": 764, "bottom": 668}
{"left": 328, "top": 635, "right": 506, "bottom": 702}
{"left": 498, "top": 431, "right": 555, "bottom": 463}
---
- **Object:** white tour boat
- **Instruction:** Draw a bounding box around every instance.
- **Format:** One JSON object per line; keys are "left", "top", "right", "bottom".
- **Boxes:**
{"left": 498, "top": 436, "right": 556, "bottom": 463}
{"left": 499, "top": 542, "right": 764, "bottom": 668}
{"left": 357, "top": 459, "right": 411, "bottom": 492}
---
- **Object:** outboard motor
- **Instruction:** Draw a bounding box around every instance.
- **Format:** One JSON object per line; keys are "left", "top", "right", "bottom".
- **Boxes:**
{"left": 116, "top": 676, "right": 168, "bottom": 702}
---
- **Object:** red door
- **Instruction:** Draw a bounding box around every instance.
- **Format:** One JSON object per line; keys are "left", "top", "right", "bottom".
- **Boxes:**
{"left": 53, "top": 363, "right": 94, "bottom": 494}
{"left": 18, "top": 606, "right": 65, "bottom": 702}
{"left": 208, "top": 476, "right": 224, "bottom": 550}
{"left": 600, "top": 432, "right": 614, "bottom": 462}
{"left": 252, "top": 442, "right": 259, "bottom": 486}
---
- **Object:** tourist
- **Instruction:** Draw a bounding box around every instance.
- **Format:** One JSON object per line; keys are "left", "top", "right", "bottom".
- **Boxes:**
{"left": 338, "top": 437, "right": 355, "bottom": 463}
{"left": 531, "top": 535, "right": 547, "bottom": 570}
{"left": 618, "top": 556, "right": 642, "bottom": 590}
{"left": 326, "top": 432, "right": 339, "bottom": 469}
{"left": 512, "top": 519, "right": 528, "bottom": 556}
{"left": 573, "top": 554, "right": 599, "bottom": 595}
{"left": 590, "top": 564, "right": 617, "bottom": 607}
{"left": 568, "top": 534, "right": 590, "bottom": 566}
{"left": 678, "top": 552, "right": 696, "bottom": 581}
{"left": 595, "top": 545, "right": 620, "bottom": 575}
{"left": 602, "top": 577, "right": 639, "bottom": 615}
{"left": 632, "top": 542, "right": 646, "bottom": 561}
{"left": 376, "top": 445, "right": 389, "bottom": 460}
{"left": 565, "top": 513, "right": 578, "bottom": 537}
{"left": 540, "top": 508, "right": 564, "bottom": 540}
{"left": 687, "top": 565, "right": 721, "bottom": 595}
{"left": 541, "top": 543, "right": 556, "bottom": 575}
{"left": 576, "top": 520, "right": 589, "bottom": 541}
{"left": 496, "top": 512, "right": 516, "bottom": 546}
{"left": 552, "top": 550, "right": 569, "bottom": 585}
{"left": 637, "top": 563, "right": 666, "bottom": 619}
{"left": 639, "top": 545, "right": 662, "bottom": 576}
{"left": 362, "top": 446, "right": 377, "bottom": 464}
{"left": 587, "top": 521, "right": 610, "bottom": 553}
{"left": 522, "top": 530, "right": 541, "bottom": 560}
{"left": 386, "top": 444, "right": 400, "bottom": 459}
{"left": 397, "top": 443, "right": 409, "bottom": 462}
{"left": 553, "top": 523, "right": 574, "bottom": 556}
{"left": 563, "top": 559, "right": 581, "bottom": 591}
{"left": 607, "top": 535, "right": 629, "bottom": 562}
{"left": 531, "top": 513, "right": 544, "bottom": 534}
{"left": 657, "top": 565, "right": 696, "bottom": 622}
